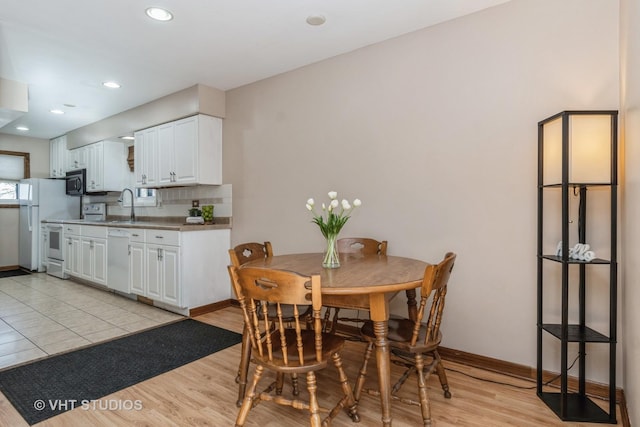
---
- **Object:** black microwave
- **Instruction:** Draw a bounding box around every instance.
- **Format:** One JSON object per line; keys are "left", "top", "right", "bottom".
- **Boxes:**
{"left": 65, "top": 169, "right": 86, "bottom": 196}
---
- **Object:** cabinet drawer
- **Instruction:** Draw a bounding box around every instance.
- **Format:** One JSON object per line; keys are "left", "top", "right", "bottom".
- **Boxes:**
{"left": 146, "top": 229, "right": 179, "bottom": 246}
{"left": 82, "top": 225, "right": 107, "bottom": 239}
{"left": 63, "top": 224, "right": 81, "bottom": 235}
{"left": 129, "top": 229, "right": 145, "bottom": 243}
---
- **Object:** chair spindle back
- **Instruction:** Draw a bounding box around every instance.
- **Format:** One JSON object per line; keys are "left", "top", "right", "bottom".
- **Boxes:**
{"left": 413, "top": 252, "right": 456, "bottom": 347}
{"left": 229, "top": 266, "right": 324, "bottom": 365}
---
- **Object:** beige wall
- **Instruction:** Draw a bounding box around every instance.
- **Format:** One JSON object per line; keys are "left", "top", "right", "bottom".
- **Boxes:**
{"left": 223, "top": 0, "right": 620, "bottom": 385}
{"left": 620, "top": 0, "right": 639, "bottom": 424}
{"left": 0, "top": 134, "right": 49, "bottom": 267}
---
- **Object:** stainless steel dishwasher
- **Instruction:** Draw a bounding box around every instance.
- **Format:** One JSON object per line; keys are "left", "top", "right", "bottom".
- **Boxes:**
{"left": 107, "top": 228, "right": 131, "bottom": 293}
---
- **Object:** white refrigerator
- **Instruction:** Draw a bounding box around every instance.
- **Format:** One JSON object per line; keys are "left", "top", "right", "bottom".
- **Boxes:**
{"left": 18, "top": 178, "right": 80, "bottom": 271}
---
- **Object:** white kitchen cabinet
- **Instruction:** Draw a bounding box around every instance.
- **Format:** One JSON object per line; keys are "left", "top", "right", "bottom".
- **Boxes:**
{"left": 157, "top": 122, "right": 175, "bottom": 186}
{"left": 129, "top": 230, "right": 145, "bottom": 296}
{"left": 135, "top": 114, "right": 222, "bottom": 188}
{"left": 80, "top": 237, "right": 107, "bottom": 285}
{"left": 49, "top": 135, "right": 67, "bottom": 178}
{"left": 145, "top": 244, "right": 180, "bottom": 306}
{"left": 63, "top": 224, "right": 82, "bottom": 277}
{"left": 63, "top": 223, "right": 230, "bottom": 315}
{"left": 67, "top": 141, "right": 127, "bottom": 192}
{"left": 144, "top": 230, "right": 181, "bottom": 306}
{"left": 134, "top": 127, "right": 159, "bottom": 187}
{"left": 85, "top": 142, "right": 103, "bottom": 191}
{"left": 67, "top": 145, "right": 88, "bottom": 172}
{"left": 160, "top": 245, "right": 180, "bottom": 306}
{"left": 64, "top": 224, "right": 101, "bottom": 282}
{"left": 86, "top": 140, "right": 128, "bottom": 192}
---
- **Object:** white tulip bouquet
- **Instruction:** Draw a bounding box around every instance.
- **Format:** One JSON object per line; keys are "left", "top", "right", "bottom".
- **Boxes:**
{"left": 306, "top": 191, "right": 361, "bottom": 267}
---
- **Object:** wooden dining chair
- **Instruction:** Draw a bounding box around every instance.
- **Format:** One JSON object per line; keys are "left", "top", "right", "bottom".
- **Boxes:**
{"left": 229, "top": 241, "right": 311, "bottom": 406}
{"left": 323, "top": 237, "right": 388, "bottom": 335}
{"left": 229, "top": 242, "right": 275, "bottom": 406}
{"left": 228, "top": 265, "right": 360, "bottom": 427}
{"left": 353, "top": 251, "right": 457, "bottom": 427}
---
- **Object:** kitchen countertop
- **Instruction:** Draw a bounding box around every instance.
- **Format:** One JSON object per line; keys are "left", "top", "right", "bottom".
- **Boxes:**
{"left": 43, "top": 216, "right": 232, "bottom": 231}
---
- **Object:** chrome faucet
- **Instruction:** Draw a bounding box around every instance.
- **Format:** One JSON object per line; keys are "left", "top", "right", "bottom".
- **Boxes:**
{"left": 118, "top": 188, "right": 135, "bottom": 222}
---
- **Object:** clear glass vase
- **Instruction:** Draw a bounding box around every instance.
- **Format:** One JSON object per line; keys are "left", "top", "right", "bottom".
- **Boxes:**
{"left": 322, "top": 234, "right": 340, "bottom": 268}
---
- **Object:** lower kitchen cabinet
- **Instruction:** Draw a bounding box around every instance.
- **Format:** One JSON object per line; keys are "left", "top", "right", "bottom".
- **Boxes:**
{"left": 128, "top": 228, "right": 230, "bottom": 313}
{"left": 64, "top": 225, "right": 107, "bottom": 286}
{"left": 63, "top": 224, "right": 81, "bottom": 278}
{"left": 129, "top": 241, "right": 145, "bottom": 295}
{"left": 145, "top": 243, "right": 180, "bottom": 306}
{"left": 79, "top": 226, "right": 107, "bottom": 286}
{"left": 62, "top": 223, "right": 231, "bottom": 315}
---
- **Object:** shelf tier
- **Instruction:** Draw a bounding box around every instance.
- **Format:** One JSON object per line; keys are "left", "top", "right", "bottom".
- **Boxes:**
{"left": 541, "top": 324, "right": 610, "bottom": 342}
{"left": 538, "top": 392, "right": 616, "bottom": 423}
{"left": 540, "top": 255, "right": 610, "bottom": 264}
{"left": 540, "top": 182, "right": 613, "bottom": 188}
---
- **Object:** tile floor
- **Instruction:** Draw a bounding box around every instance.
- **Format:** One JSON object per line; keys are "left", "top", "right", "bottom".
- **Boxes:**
{"left": 0, "top": 272, "right": 184, "bottom": 370}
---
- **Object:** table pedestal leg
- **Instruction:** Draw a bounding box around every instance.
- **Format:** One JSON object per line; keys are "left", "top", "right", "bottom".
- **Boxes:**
{"left": 370, "top": 294, "right": 392, "bottom": 427}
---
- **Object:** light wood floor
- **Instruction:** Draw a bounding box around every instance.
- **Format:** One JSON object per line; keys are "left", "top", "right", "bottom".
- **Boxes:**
{"left": 0, "top": 306, "right": 622, "bottom": 426}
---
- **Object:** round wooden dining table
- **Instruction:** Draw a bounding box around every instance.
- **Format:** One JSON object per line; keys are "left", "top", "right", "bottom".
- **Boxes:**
{"left": 242, "top": 252, "right": 429, "bottom": 427}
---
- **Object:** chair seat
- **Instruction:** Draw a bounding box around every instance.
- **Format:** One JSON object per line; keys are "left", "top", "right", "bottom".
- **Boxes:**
{"left": 361, "top": 317, "right": 442, "bottom": 352}
{"left": 254, "top": 329, "right": 345, "bottom": 369}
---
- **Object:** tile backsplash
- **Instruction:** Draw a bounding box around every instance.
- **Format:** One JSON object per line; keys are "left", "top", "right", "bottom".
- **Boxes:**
{"left": 84, "top": 184, "right": 232, "bottom": 220}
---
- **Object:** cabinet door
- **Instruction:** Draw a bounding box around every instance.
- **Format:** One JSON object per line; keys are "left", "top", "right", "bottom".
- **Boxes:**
{"left": 64, "top": 236, "right": 74, "bottom": 275}
{"left": 135, "top": 128, "right": 158, "bottom": 187}
{"left": 86, "top": 142, "right": 104, "bottom": 191}
{"left": 80, "top": 238, "right": 93, "bottom": 281}
{"left": 161, "top": 246, "right": 181, "bottom": 306}
{"left": 157, "top": 123, "right": 175, "bottom": 185}
{"left": 92, "top": 238, "right": 107, "bottom": 285}
{"left": 146, "top": 245, "right": 162, "bottom": 300}
{"left": 64, "top": 237, "right": 72, "bottom": 275}
{"left": 134, "top": 131, "right": 145, "bottom": 186}
{"left": 50, "top": 136, "right": 67, "bottom": 178}
{"left": 67, "top": 146, "right": 88, "bottom": 172}
{"left": 49, "top": 138, "right": 59, "bottom": 178}
{"left": 173, "top": 116, "right": 198, "bottom": 184}
{"left": 69, "top": 236, "right": 82, "bottom": 277}
{"left": 66, "top": 149, "right": 78, "bottom": 172}
{"left": 129, "top": 242, "right": 145, "bottom": 295}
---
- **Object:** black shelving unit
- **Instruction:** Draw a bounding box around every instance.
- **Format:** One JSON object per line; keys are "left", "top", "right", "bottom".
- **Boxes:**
{"left": 536, "top": 111, "right": 617, "bottom": 423}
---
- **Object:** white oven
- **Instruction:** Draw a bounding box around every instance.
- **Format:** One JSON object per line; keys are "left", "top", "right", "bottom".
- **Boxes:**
{"left": 46, "top": 224, "right": 66, "bottom": 278}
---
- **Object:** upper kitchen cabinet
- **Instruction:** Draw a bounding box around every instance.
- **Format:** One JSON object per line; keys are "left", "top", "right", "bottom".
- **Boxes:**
{"left": 66, "top": 144, "right": 88, "bottom": 171}
{"left": 68, "top": 140, "right": 128, "bottom": 192}
{"left": 134, "top": 127, "right": 159, "bottom": 187}
{"left": 49, "top": 135, "right": 67, "bottom": 178}
{"left": 135, "top": 114, "right": 222, "bottom": 188}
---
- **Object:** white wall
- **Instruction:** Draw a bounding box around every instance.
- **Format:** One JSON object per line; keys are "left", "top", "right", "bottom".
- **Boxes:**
{"left": 223, "top": 0, "right": 620, "bottom": 385}
{"left": 620, "top": 0, "right": 639, "bottom": 424}
{"left": 0, "top": 134, "right": 49, "bottom": 267}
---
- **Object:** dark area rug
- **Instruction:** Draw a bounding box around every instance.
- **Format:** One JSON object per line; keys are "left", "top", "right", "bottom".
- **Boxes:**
{"left": 0, "top": 269, "right": 30, "bottom": 278}
{"left": 0, "top": 319, "right": 242, "bottom": 425}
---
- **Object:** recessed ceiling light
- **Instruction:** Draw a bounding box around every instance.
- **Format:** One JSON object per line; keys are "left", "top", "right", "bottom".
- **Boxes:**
{"left": 50, "top": 109, "right": 64, "bottom": 115}
{"left": 306, "top": 15, "right": 326, "bottom": 26}
{"left": 16, "top": 126, "right": 29, "bottom": 131}
{"left": 102, "top": 81, "right": 121, "bottom": 89}
{"left": 120, "top": 136, "right": 135, "bottom": 141}
{"left": 146, "top": 7, "right": 173, "bottom": 21}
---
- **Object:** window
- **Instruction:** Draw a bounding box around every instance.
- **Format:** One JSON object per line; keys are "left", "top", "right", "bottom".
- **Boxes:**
{"left": 0, "top": 151, "right": 30, "bottom": 206}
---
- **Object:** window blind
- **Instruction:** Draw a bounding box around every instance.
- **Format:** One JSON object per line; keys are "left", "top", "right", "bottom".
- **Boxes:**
{"left": 0, "top": 154, "right": 25, "bottom": 181}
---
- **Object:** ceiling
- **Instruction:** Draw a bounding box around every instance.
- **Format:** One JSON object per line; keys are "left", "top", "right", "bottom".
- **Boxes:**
{"left": 0, "top": 0, "right": 510, "bottom": 140}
